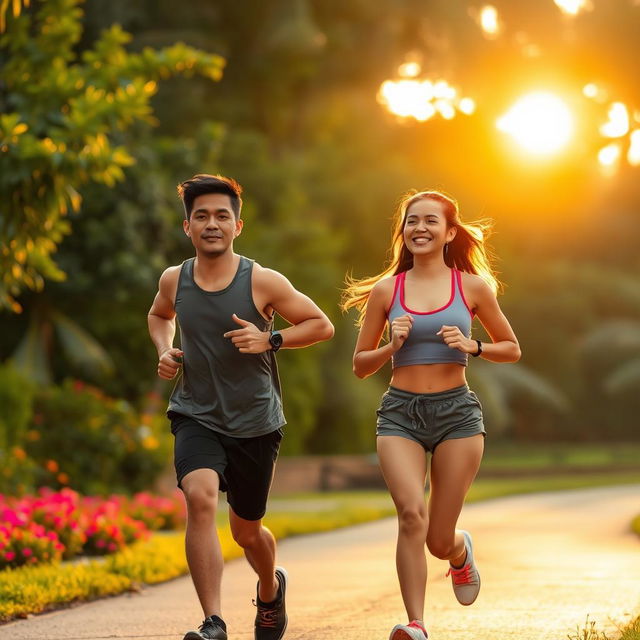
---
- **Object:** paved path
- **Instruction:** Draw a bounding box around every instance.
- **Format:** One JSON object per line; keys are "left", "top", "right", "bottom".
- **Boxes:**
{"left": 2, "top": 485, "right": 639, "bottom": 640}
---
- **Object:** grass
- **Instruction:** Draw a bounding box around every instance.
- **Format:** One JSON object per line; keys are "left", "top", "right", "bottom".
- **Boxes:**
{"left": 481, "top": 442, "right": 640, "bottom": 474}
{"left": 567, "top": 615, "right": 640, "bottom": 640}
{"left": 467, "top": 471, "right": 640, "bottom": 503}
{"left": 1, "top": 471, "right": 639, "bottom": 626}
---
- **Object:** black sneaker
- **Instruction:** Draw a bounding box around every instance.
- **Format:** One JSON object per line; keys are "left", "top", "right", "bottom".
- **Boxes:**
{"left": 254, "top": 566, "right": 288, "bottom": 640}
{"left": 184, "top": 615, "right": 228, "bottom": 640}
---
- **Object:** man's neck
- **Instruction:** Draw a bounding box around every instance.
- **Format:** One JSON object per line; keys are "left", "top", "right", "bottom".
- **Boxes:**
{"left": 194, "top": 249, "right": 238, "bottom": 276}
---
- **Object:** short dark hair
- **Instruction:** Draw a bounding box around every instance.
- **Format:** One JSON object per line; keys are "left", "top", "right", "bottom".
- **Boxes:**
{"left": 177, "top": 174, "right": 243, "bottom": 220}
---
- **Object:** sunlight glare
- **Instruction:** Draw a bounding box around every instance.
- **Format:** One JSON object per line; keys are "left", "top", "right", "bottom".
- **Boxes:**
{"left": 398, "top": 62, "right": 421, "bottom": 78}
{"left": 480, "top": 6, "right": 501, "bottom": 36}
{"left": 458, "top": 97, "right": 476, "bottom": 115}
{"left": 583, "top": 83, "right": 599, "bottom": 99}
{"left": 378, "top": 76, "right": 469, "bottom": 122}
{"left": 435, "top": 100, "right": 456, "bottom": 120}
{"left": 598, "top": 143, "right": 622, "bottom": 174}
{"left": 628, "top": 130, "right": 640, "bottom": 166}
{"left": 496, "top": 92, "right": 574, "bottom": 154}
{"left": 553, "top": 0, "right": 592, "bottom": 15}
{"left": 600, "top": 102, "right": 630, "bottom": 138}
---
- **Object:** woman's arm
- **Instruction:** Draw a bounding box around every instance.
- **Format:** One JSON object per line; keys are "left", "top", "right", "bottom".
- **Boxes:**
{"left": 464, "top": 274, "right": 521, "bottom": 363}
{"left": 353, "top": 278, "right": 413, "bottom": 378}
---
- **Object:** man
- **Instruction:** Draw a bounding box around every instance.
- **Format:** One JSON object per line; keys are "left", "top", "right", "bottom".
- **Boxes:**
{"left": 148, "top": 174, "right": 334, "bottom": 640}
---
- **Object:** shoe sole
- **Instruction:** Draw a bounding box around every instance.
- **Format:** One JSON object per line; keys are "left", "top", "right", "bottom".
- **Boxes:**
{"left": 389, "top": 625, "right": 427, "bottom": 640}
{"left": 183, "top": 633, "right": 227, "bottom": 640}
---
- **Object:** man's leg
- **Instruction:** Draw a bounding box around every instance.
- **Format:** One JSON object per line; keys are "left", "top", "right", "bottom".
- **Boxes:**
{"left": 181, "top": 468, "right": 224, "bottom": 617}
{"left": 228, "top": 508, "right": 278, "bottom": 602}
{"left": 224, "top": 428, "right": 286, "bottom": 640}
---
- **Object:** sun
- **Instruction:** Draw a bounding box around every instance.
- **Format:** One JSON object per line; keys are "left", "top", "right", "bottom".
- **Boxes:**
{"left": 497, "top": 92, "right": 574, "bottom": 155}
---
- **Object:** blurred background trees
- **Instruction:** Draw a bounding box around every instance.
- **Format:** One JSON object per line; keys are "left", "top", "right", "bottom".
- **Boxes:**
{"left": 1, "top": 0, "right": 639, "bottom": 493}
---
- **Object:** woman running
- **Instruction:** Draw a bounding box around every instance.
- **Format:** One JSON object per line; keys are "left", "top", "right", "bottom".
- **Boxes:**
{"left": 342, "top": 190, "right": 520, "bottom": 640}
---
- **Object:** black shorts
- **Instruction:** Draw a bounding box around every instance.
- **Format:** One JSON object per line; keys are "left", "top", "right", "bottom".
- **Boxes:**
{"left": 169, "top": 411, "right": 283, "bottom": 521}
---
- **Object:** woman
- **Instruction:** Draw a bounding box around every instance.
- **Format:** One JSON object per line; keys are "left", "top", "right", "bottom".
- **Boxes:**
{"left": 342, "top": 190, "right": 520, "bottom": 640}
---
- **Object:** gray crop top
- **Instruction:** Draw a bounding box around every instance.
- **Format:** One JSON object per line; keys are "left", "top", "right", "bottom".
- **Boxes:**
{"left": 388, "top": 269, "right": 474, "bottom": 368}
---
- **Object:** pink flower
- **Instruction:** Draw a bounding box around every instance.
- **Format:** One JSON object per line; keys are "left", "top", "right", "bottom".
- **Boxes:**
{"left": 22, "top": 547, "right": 33, "bottom": 557}
{"left": 4, "top": 551, "right": 15, "bottom": 561}
{"left": 96, "top": 540, "right": 105, "bottom": 548}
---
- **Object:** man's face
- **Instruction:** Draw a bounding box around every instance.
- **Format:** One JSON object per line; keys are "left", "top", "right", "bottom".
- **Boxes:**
{"left": 183, "top": 193, "right": 243, "bottom": 257}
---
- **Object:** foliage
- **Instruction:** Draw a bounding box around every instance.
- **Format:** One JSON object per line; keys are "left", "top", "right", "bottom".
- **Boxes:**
{"left": 0, "top": 519, "right": 65, "bottom": 569}
{"left": 0, "top": 362, "right": 33, "bottom": 451}
{"left": 0, "top": 491, "right": 395, "bottom": 622}
{"left": 567, "top": 616, "right": 609, "bottom": 640}
{"left": 0, "top": 0, "right": 224, "bottom": 311}
{"left": 0, "top": 0, "right": 29, "bottom": 32}
{"left": 11, "top": 304, "right": 115, "bottom": 386}
{"left": 566, "top": 614, "right": 640, "bottom": 640}
{"left": 21, "top": 381, "right": 171, "bottom": 495}
{"left": 2, "top": 0, "right": 640, "bottom": 453}
{"left": 0, "top": 488, "right": 186, "bottom": 570}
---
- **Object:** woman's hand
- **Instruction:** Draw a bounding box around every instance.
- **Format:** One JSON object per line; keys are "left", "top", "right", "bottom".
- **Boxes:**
{"left": 437, "top": 324, "right": 478, "bottom": 354}
{"left": 391, "top": 314, "right": 414, "bottom": 351}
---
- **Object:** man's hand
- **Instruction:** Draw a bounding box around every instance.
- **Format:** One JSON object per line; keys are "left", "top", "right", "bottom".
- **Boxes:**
{"left": 224, "top": 314, "right": 271, "bottom": 353}
{"left": 158, "top": 347, "right": 184, "bottom": 380}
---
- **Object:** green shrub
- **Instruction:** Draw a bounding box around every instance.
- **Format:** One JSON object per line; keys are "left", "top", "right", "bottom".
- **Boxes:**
{"left": 0, "top": 363, "right": 36, "bottom": 493}
{"left": 0, "top": 363, "right": 34, "bottom": 451}
{"left": 26, "top": 380, "right": 171, "bottom": 494}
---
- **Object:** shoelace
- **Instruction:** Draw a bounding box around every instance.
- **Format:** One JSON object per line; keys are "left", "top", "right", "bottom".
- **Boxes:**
{"left": 198, "top": 618, "right": 222, "bottom": 636}
{"left": 446, "top": 563, "right": 473, "bottom": 585}
{"left": 253, "top": 600, "right": 279, "bottom": 628}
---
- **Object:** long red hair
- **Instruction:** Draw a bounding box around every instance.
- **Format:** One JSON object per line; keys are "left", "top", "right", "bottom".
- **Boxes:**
{"left": 342, "top": 190, "right": 500, "bottom": 325}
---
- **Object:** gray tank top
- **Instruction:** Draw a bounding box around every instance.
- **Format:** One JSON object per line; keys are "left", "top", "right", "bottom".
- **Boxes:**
{"left": 168, "top": 256, "right": 286, "bottom": 437}
{"left": 388, "top": 269, "right": 473, "bottom": 368}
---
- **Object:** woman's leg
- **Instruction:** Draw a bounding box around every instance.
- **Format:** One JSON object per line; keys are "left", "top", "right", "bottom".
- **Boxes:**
{"left": 426, "top": 435, "right": 484, "bottom": 563}
{"left": 377, "top": 435, "right": 429, "bottom": 623}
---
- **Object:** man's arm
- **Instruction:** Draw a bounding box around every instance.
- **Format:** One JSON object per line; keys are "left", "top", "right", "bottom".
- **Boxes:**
{"left": 224, "top": 267, "right": 334, "bottom": 353}
{"left": 148, "top": 266, "right": 184, "bottom": 379}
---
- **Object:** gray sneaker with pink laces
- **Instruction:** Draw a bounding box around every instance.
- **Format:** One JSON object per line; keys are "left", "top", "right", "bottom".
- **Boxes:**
{"left": 389, "top": 620, "right": 428, "bottom": 640}
{"left": 446, "top": 530, "right": 480, "bottom": 605}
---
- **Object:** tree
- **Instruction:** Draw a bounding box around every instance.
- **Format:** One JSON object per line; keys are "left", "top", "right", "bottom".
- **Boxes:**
{"left": 0, "top": 0, "right": 224, "bottom": 311}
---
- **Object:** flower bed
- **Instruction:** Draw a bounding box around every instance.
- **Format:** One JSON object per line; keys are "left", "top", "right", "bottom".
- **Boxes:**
{"left": 0, "top": 488, "right": 186, "bottom": 569}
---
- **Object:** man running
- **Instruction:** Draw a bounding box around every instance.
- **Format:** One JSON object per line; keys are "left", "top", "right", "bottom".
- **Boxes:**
{"left": 148, "top": 174, "right": 334, "bottom": 640}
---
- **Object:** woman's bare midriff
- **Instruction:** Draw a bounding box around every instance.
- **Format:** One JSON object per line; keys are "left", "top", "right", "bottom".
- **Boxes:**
{"left": 390, "top": 363, "right": 467, "bottom": 394}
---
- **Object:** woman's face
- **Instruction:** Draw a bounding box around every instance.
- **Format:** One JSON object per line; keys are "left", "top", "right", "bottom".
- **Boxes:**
{"left": 402, "top": 198, "right": 456, "bottom": 256}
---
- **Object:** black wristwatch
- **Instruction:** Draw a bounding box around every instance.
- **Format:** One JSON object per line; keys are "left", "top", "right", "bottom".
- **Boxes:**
{"left": 471, "top": 339, "right": 482, "bottom": 357}
{"left": 269, "top": 330, "right": 283, "bottom": 353}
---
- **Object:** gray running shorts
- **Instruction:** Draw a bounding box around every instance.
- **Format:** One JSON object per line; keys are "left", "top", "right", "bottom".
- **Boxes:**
{"left": 376, "top": 384, "right": 485, "bottom": 452}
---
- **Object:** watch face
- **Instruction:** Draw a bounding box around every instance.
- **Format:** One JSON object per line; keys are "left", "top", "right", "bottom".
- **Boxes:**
{"left": 270, "top": 331, "right": 283, "bottom": 351}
